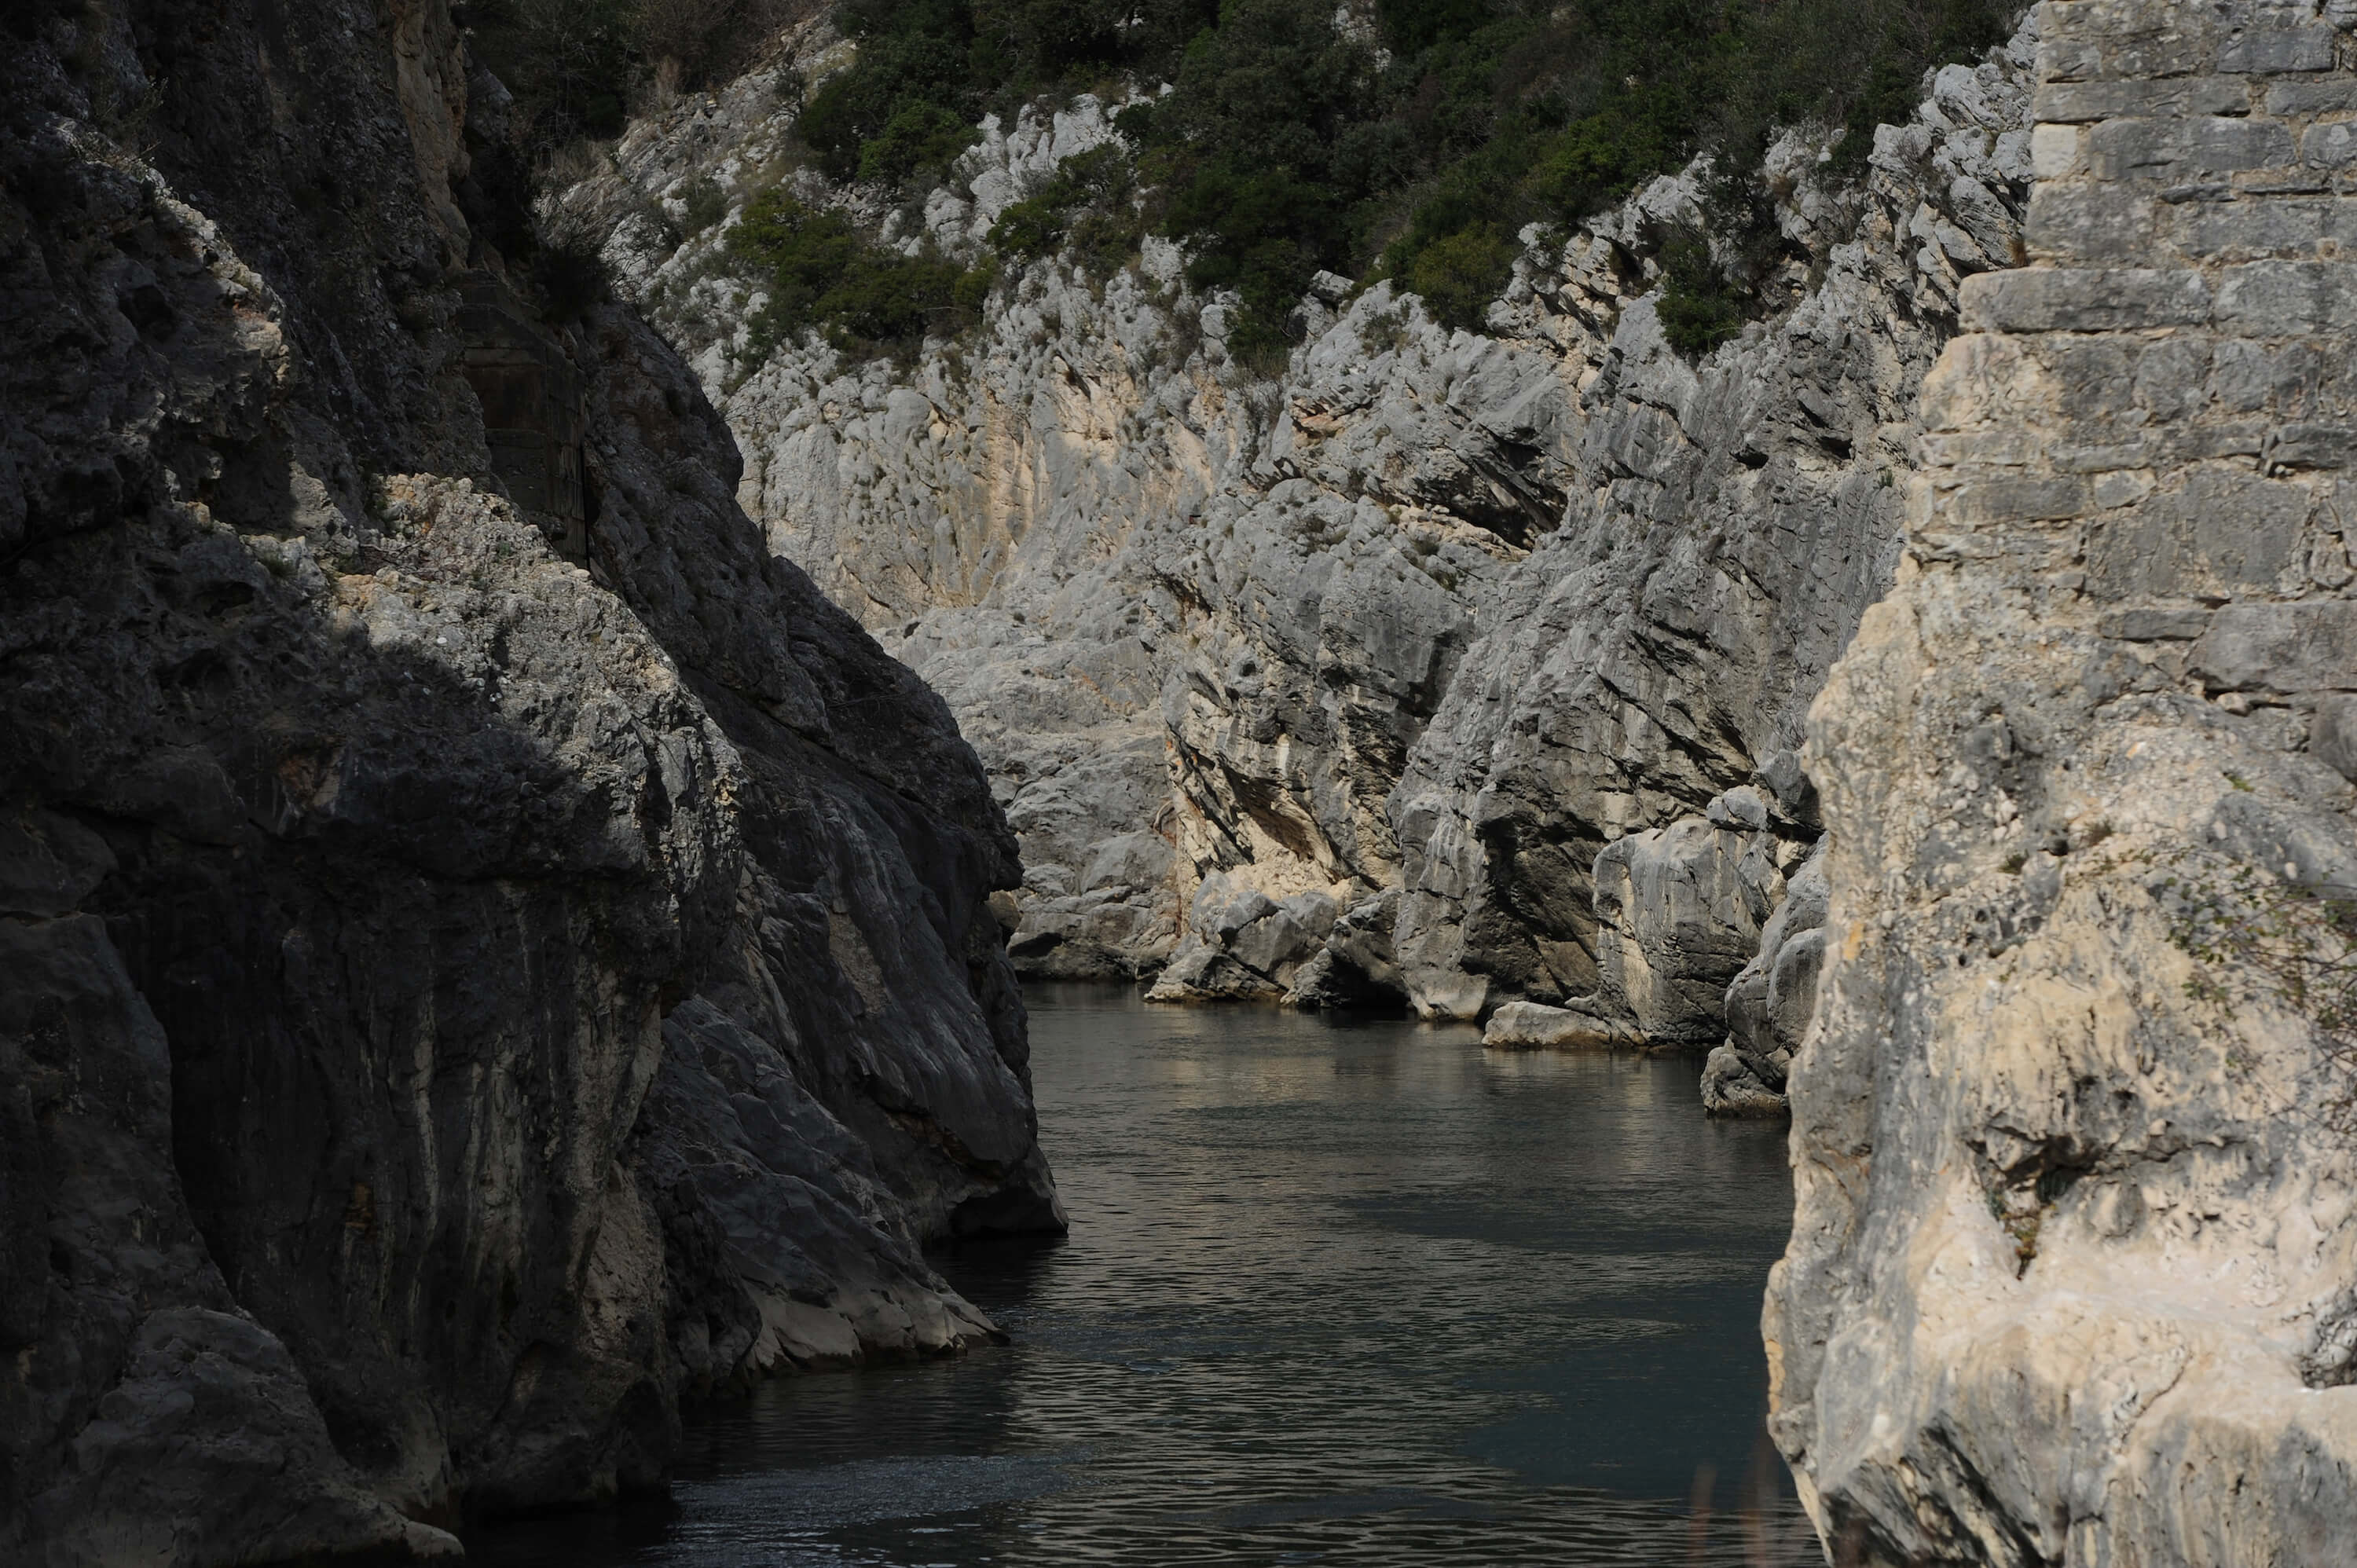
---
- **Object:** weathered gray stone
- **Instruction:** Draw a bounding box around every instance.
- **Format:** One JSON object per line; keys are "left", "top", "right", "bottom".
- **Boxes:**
{"left": 2033, "top": 75, "right": 2248, "bottom": 123}
{"left": 2086, "top": 469, "right": 2312, "bottom": 599}
{"left": 1705, "top": 838, "right": 1827, "bottom": 1117}
{"left": 2193, "top": 600, "right": 2357, "bottom": 691}
{"left": 2097, "top": 603, "right": 2214, "bottom": 639}
{"left": 2216, "top": 259, "right": 2357, "bottom": 334}
{"left": 1770, "top": 2, "right": 2357, "bottom": 1555}
{"left": 2026, "top": 183, "right": 2159, "bottom": 263}
{"left": 1282, "top": 890, "right": 1406, "bottom": 1008}
{"left": 1589, "top": 809, "right": 1785, "bottom": 1046}
{"left": 2314, "top": 695, "right": 2357, "bottom": 782}
{"left": 565, "top": 13, "right": 2040, "bottom": 1020}
{"left": 1481, "top": 999, "right": 1644, "bottom": 1049}
{"left": 2267, "top": 77, "right": 2357, "bottom": 115}
{"left": 1961, "top": 266, "right": 2210, "bottom": 332}
{"left": 1699, "top": 1044, "right": 1792, "bottom": 1117}
{"left": 1390, "top": 36, "right": 2038, "bottom": 1020}
{"left": 0, "top": 5, "right": 1058, "bottom": 1556}
{"left": 0, "top": 916, "right": 460, "bottom": 1563}
{"left": 2178, "top": 196, "right": 2357, "bottom": 260}
{"left": 1754, "top": 749, "right": 1824, "bottom": 830}
{"left": 2088, "top": 114, "right": 2296, "bottom": 181}
{"left": 2219, "top": 24, "right": 2338, "bottom": 72}
{"left": 1142, "top": 873, "right": 1343, "bottom": 1000}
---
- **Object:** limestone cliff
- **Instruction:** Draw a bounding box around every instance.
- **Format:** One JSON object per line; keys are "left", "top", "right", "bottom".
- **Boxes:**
{"left": 0, "top": 1, "right": 1058, "bottom": 1559}
{"left": 1766, "top": 0, "right": 2357, "bottom": 1558}
{"left": 563, "top": 15, "right": 2036, "bottom": 1043}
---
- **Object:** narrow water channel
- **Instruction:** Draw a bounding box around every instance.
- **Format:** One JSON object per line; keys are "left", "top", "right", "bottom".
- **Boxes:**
{"left": 471, "top": 984, "right": 1816, "bottom": 1566}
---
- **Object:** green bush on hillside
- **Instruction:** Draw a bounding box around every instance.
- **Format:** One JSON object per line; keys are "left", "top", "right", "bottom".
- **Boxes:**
{"left": 724, "top": 0, "right": 2021, "bottom": 361}
{"left": 728, "top": 189, "right": 989, "bottom": 352}
{"left": 995, "top": 0, "right": 2015, "bottom": 353}
{"left": 987, "top": 144, "right": 1139, "bottom": 270}
{"left": 860, "top": 101, "right": 985, "bottom": 184}
{"left": 680, "top": 177, "right": 731, "bottom": 234}
{"left": 1406, "top": 223, "right": 1517, "bottom": 332}
{"left": 1655, "top": 228, "right": 1747, "bottom": 354}
{"left": 462, "top": 0, "right": 2022, "bottom": 361}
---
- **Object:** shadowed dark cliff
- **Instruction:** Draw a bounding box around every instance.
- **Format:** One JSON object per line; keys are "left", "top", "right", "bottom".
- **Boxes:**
{"left": 0, "top": 0, "right": 1061, "bottom": 1558}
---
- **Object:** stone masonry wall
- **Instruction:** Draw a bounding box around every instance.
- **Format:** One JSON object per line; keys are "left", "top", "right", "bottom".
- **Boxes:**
{"left": 1767, "top": 1, "right": 2357, "bottom": 1560}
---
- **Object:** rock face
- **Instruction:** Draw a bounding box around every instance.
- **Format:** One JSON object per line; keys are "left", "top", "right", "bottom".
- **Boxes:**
{"left": 1766, "top": 0, "right": 2357, "bottom": 1558}
{"left": 0, "top": 1, "right": 1056, "bottom": 1558}
{"left": 563, "top": 21, "right": 2038, "bottom": 1015}
{"left": 1589, "top": 786, "right": 1794, "bottom": 1046}
{"left": 1388, "top": 69, "right": 2037, "bottom": 1020}
{"left": 1703, "top": 837, "right": 1827, "bottom": 1116}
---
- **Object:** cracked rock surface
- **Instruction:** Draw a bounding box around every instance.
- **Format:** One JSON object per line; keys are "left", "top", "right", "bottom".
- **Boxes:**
{"left": 566, "top": 16, "right": 2037, "bottom": 1026}
{"left": 1768, "top": 0, "right": 2357, "bottom": 1557}
{"left": 0, "top": 2, "right": 1056, "bottom": 1558}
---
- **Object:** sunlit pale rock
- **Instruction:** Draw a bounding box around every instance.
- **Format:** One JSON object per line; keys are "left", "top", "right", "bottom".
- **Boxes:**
{"left": 1767, "top": 0, "right": 2357, "bottom": 1556}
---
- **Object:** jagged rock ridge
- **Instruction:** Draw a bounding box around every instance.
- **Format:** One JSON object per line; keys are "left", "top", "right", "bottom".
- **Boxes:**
{"left": 566, "top": 15, "right": 2037, "bottom": 1054}
{"left": 0, "top": 1, "right": 1058, "bottom": 1559}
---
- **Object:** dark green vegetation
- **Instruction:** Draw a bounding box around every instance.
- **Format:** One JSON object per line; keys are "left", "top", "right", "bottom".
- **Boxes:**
{"left": 464, "top": 0, "right": 2017, "bottom": 358}
{"left": 810, "top": 0, "right": 2018, "bottom": 357}
{"left": 728, "top": 189, "right": 997, "bottom": 354}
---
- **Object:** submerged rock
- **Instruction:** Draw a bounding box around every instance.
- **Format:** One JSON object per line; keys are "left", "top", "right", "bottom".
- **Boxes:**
{"left": 1480, "top": 1000, "right": 1644, "bottom": 1050}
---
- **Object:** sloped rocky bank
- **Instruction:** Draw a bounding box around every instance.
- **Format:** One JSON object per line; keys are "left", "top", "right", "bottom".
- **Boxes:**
{"left": 559, "top": 11, "right": 2040, "bottom": 1108}
{"left": 0, "top": 1, "right": 1059, "bottom": 1559}
{"left": 1767, "top": 0, "right": 2357, "bottom": 1558}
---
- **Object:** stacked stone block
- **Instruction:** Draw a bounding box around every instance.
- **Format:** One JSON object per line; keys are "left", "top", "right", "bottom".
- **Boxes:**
{"left": 1934, "top": 0, "right": 2357, "bottom": 603}
{"left": 1769, "top": 2, "right": 2357, "bottom": 1562}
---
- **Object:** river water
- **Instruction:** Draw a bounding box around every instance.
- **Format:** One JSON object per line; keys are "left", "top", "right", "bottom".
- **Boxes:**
{"left": 471, "top": 984, "right": 1816, "bottom": 1567}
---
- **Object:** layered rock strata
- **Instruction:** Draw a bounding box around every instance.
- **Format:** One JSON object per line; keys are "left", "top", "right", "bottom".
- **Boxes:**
{"left": 566, "top": 22, "right": 2037, "bottom": 1021}
{"left": 0, "top": 2, "right": 1057, "bottom": 1559}
{"left": 1768, "top": 0, "right": 2357, "bottom": 1558}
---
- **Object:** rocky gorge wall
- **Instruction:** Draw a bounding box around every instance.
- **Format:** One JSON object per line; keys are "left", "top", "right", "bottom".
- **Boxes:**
{"left": 565, "top": 13, "right": 2040, "bottom": 1074}
{"left": 1766, "top": 0, "right": 2357, "bottom": 1559}
{"left": 0, "top": 2, "right": 1058, "bottom": 1560}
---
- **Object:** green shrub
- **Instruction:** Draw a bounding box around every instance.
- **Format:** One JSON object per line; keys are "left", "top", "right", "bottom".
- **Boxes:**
{"left": 1105, "top": 0, "right": 1393, "bottom": 354}
{"left": 952, "top": 251, "right": 1003, "bottom": 311}
{"left": 799, "top": 0, "right": 992, "bottom": 181}
{"left": 679, "top": 176, "right": 731, "bottom": 234}
{"left": 775, "top": 0, "right": 2021, "bottom": 350}
{"left": 1406, "top": 223, "right": 1516, "bottom": 332}
{"left": 859, "top": 101, "right": 984, "bottom": 185}
{"left": 988, "top": 196, "right": 1065, "bottom": 258}
{"left": 728, "top": 188, "right": 988, "bottom": 351}
{"left": 1655, "top": 227, "right": 1746, "bottom": 354}
{"left": 986, "top": 143, "right": 1140, "bottom": 270}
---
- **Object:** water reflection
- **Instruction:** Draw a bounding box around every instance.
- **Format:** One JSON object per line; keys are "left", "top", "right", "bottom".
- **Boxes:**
{"left": 468, "top": 984, "right": 1816, "bottom": 1566}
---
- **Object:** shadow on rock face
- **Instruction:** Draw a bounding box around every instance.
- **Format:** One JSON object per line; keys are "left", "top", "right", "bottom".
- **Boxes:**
{"left": 0, "top": 5, "right": 1057, "bottom": 1559}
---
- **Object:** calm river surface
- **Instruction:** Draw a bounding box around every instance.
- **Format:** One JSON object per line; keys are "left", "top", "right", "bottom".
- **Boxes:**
{"left": 471, "top": 984, "right": 1815, "bottom": 1566}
